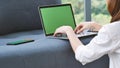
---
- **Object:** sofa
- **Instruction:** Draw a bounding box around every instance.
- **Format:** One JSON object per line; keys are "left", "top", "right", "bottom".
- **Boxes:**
{"left": 0, "top": 0, "right": 109, "bottom": 68}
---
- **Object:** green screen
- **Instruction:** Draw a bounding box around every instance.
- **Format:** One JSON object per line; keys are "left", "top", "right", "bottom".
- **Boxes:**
{"left": 40, "top": 5, "right": 76, "bottom": 35}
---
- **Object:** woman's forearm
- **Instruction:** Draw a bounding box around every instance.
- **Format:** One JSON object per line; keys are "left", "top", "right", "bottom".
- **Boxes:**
{"left": 66, "top": 30, "right": 84, "bottom": 53}
{"left": 65, "top": 22, "right": 102, "bottom": 52}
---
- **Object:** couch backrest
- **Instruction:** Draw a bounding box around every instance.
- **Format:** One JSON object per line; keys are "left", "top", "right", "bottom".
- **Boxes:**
{"left": 0, "top": 0, "right": 61, "bottom": 35}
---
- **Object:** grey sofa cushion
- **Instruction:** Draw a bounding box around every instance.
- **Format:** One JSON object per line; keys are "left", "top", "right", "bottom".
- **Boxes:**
{"left": 0, "top": 0, "right": 61, "bottom": 35}
{"left": 0, "top": 30, "right": 109, "bottom": 68}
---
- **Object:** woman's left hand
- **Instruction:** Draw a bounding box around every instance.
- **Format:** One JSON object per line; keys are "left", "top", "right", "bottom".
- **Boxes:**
{"left": 53, "top": 26, "right": 73, "bottom": 37}
{"left": 54, "top": 26, "right": 84, "bottom": 52}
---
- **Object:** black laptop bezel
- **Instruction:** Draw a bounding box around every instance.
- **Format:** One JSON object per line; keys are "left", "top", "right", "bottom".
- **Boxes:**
{"left": 38, "top": 4, "right": 76, "bottom": 36}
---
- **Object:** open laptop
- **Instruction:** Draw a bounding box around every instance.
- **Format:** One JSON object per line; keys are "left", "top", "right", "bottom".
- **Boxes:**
{"left": 38, "top": 4, "right": 97, "bottom": 39}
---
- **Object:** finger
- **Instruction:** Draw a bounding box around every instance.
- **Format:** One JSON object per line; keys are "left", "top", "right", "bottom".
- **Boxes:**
{"left": 53, "top": 32, "right": 59, "bottom": 37}
{"left": 74, "top": 26, "right": 82, "bottom": 33}
{"left": 53, "top": 31, "right": 59, "bottom": 37}
{"left": 53, "top": 30, "right": 58, "bottom": 37}
{"left": 74, "top": 27, "right": 78, "bottom": 33}
{"left": 76, "top": 28, "right": 85, "bottom": 34}
{"left": 54, "top": 33, "right": 62, "bottom": 37}
{"left": 53, "top": 33, "right": 57, "bottom": 37}
{"left": 74, "top": 25, "right": 80, "bottom": 32}
{"left": 53, "top": 28, "right": 60, "bottom": 36}
{"left": 53, "top": 29, "right": 62, "bottom": 37}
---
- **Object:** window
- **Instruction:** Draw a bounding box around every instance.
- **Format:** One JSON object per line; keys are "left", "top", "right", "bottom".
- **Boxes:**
{"left": 91, "top": 0, "right": 111, "bottom": 25}
{"left": 62, "top": 0, "right": 84, "bottom": 25}
{"left": 62, "top": 0, "right": 111, "bottom": 25}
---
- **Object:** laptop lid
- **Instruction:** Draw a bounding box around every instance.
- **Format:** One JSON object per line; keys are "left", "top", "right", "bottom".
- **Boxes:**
{"left": 38, "top": 4, "right": 76, "bottom": 36}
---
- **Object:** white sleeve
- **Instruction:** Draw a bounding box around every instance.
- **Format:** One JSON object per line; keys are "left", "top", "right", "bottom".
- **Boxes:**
{"left": 75, "top": 26, "right": 119, "bottom": 65}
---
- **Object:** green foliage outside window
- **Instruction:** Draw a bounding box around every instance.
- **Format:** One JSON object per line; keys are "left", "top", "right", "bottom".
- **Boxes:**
{"left": 62, "top": 0, "right": 111, "bottom": 25}
{"left": 91, "top": 0, "right": 111, "bottom": 25}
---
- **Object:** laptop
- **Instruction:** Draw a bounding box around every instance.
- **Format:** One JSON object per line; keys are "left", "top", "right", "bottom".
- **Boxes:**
{"left": 38, "top": 4, "right": 97, "bottom": 39}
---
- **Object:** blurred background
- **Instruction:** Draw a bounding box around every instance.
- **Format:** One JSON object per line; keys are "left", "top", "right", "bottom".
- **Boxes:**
{"left": 62, "top": 0, "right": 111, "bottom": 25}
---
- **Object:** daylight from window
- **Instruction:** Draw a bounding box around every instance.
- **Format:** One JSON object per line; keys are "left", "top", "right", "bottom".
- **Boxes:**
{"left": 62, "top": 0, "right": 84, "bottom": 25}
{"left": 91, "top": 0, "right": 111, "bottom": 25}
{"left": 62, "top": 0, "right": 111, "bottom": 25}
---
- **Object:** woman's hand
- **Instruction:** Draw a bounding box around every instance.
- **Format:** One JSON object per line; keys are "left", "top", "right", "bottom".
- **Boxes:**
{"left": 54, "top": 26, "right": 84, "bottom": 52}
{"left": 53, "top": 26, "right": 73, "bottom": 37}
{"left": 74, "top": 22, "right": 102, "bottom": 34}
{"left": 74, "top": 22, "right": 91, "bottom": 34}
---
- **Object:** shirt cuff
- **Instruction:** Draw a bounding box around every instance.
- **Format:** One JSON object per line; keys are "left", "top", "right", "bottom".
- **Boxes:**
{"left": 75, "top": 45, "right": 87, "bottom": 65}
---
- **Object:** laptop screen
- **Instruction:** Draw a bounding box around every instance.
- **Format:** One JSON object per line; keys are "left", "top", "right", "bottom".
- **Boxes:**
{"left": 39, "top": 4, "right": 76, "bottom": 36}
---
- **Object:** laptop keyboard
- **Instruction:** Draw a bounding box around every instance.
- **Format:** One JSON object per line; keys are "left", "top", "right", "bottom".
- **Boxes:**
{"left": 55, "top": 30, "right": 97, "bottom": 38}
{"left": 56, "top": 33, "right": 67, "bottom": 37}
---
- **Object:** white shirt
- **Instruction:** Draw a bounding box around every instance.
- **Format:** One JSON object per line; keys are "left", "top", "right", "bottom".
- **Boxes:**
{"left": 75, "top": 21, "right": 120, "bottom": 68}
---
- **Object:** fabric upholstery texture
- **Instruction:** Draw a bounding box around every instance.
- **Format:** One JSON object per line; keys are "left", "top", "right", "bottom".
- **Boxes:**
{"left": 0, "top": 0, "right": 61, "bottom": 35}
{"left": 0, "top": 30, "right": 109, "bottom": 68}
